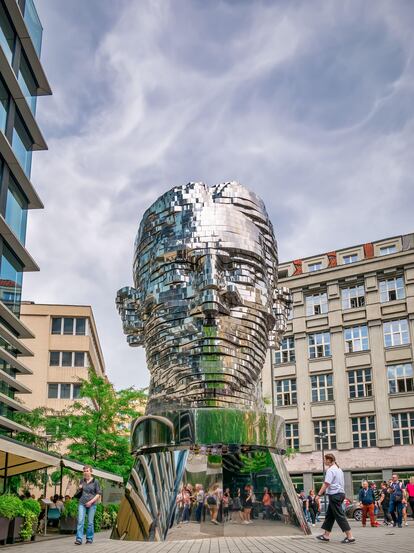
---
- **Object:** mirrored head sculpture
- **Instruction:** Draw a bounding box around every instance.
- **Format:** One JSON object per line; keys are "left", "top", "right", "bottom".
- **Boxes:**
{"left": 112, "top": 182, "right": 309, "bottom": 541}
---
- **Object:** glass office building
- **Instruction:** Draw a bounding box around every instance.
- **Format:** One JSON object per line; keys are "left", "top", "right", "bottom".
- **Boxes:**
{"left": 0, "top": 0, "right": 51, "bottom": 433}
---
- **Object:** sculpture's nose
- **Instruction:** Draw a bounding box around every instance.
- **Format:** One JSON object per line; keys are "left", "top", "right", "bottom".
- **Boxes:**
{"left": 196, "top": 252, "right": 229, "bottom": 316}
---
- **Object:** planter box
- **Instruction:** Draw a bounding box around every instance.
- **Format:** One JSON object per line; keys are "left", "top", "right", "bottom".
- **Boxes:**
{"left": 7, "top": 516, "right": 23, "bottom": 544}
{"left": 59, "top": 516, "right": 77, "bottom": 534}
{"left": 0, "top": 517, "right": 9, "bottom": 545}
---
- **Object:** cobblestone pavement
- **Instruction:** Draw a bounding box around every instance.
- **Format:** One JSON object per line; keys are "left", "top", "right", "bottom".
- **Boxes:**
{"left": 4, "top": 521, "right": 413, "bottom": 553}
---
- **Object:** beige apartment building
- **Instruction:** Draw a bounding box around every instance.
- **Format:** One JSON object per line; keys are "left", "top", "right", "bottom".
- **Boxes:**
{"left": 17, "top": 303, "right": 106, "bottom": 411}
{"left": 262, "top": 233, "right": 414, "bottom": 499}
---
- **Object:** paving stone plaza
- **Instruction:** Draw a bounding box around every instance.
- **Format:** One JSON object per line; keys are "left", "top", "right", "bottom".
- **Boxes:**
{"left": 5, "top": 522, "right": 412, "bottom": 553}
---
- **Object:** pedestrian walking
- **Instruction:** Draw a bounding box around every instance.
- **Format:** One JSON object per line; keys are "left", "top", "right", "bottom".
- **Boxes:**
{"left": 388, "top": 473, "right": 404, "bottom": 528}
{"left": 74, "top": 465, "right": 102, "bottom": 545}
{"left": 359, "top": 480, "right": 376, "bottom": 527}
{"left": 406, "top": 477, "right": 414, "bottom": 520}
{"left": 242, "top": 484, "right": 253, "bottom": 524}
{"left": 232, "top": 488, "right": 244, "bottom": 522}
{"left": 379, "top": 481, "right": 392, "bottom": 525}
{"left": 316, "top": 453, "right": 355, "bottom": 544}
{"left": 194, "top": 484, "right": 204, "bottom": 523}
{"left": 307, "top": 489, "right": 318, "bottom": 526}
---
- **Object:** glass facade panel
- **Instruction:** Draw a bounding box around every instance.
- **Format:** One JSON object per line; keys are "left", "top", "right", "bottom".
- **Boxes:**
{"left": 0, "top": 245, "right": 23, "bottom": 316}
{"left": 22, "top": 0, "right": 42, "bottom": 56}
{"left": 17, "top": 52, "right": 37, "bottom": 114}
{"left": 73, "top": 384, "right": 81, "bottom": 399}
{"left": 5, "top": 176, "right": 28, "bottom": 243}
{"left": 12, "top": 112, "right": 33, "bottom": 176}
{"left": 0, "top": 3, "right": 14, "bottom": 63}
{"left": 0, "top": 77, "right": 9, "bottom": 133}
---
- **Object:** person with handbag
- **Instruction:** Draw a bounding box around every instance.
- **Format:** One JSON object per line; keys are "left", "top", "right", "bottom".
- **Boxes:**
{"left": 74, "top": 465, "right": 102, "bottom": 545}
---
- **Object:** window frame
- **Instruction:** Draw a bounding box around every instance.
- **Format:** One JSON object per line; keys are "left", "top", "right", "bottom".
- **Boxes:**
{"left": 305, "top": 292, "right": 328, "bottom": 316}
{"left": 379, "top": 276, "right": 405, "bottom": 303}
{"left": 387, "top": 363, "right": 414, "bottom": 395}
{"left": 314, "top": 419, "right": 336, "bottom": 450}
{"left": 341, "top": 284, "right": 365, "bottom": 310}
{"left": 392, "top": 412, "right": 414, "bottom": 445}
{"left": 310, "top": 373, "right": 334, "bottom": 402}
{"left": 383, "top": 319, "right": 410, "bottom": 348}
{"left": 351, "top": 416, "right": 376, "bottom": 448}
{"left": 344, "top": 325, "right": 369, "bottom": 353}
{"left": 308, "top": 332, "right": 331, "bottom": 359}
{"left": 274, "top": 336, "right": 295, "bottom": 365}
{"left": 348, "top": 368, "right": 373, "bottom": 399}
{"left": 275, "top": 378, "right": 297, "bottom": 407}
{"left": 285, "top": 422, "right": 299, "bottom": 450}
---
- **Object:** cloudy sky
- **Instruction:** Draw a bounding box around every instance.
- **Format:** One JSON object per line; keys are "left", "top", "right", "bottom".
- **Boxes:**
{"left": 24, "top": 0, "right": 414, "bottom": 389}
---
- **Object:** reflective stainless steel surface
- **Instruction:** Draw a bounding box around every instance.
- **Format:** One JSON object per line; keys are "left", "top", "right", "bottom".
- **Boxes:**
{"left": 112, "top": 182, "right": 309, "bottom": 540}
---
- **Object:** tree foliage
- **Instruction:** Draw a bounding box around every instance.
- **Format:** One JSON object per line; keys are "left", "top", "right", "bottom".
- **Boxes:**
{"left": 15, "top": 370, "right": 147, "bottom": 482}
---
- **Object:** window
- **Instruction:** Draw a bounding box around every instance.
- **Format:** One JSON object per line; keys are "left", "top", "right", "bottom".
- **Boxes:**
{"left": 343, "top": 254, "right": 358, "bottom": 264}
{"left": 341, "top": 284, "right": 365, "bottom": 310}
{"left": 275, "top": 378, "right": 297, "bottom": 406}
{"left": 285, "top": 423, "right": 299, "bottom": 450}
{"left": 352, "top": 473, "right": 383, "bottom": 500}
{"left": 380, "top": 245, "right": 397, "bottom": 256}
{"left": 0, "top": 245, "right": 23, "bottom": 316}
{"left": 314, "top": 419, "right": 336, "bottom": 450}
{"left": 383, "top": 319, "right": 410, "bottom": 347}
{"left": 352, "top": 416, "right": 376, "bottom": 448}
{"left": 344, "top": 325, "right": 369, "bottom": 353}
{"left": 75, "top": 318, "right": 86, "bottom": 335}
{"left": 308, "top": 262, "right": 322, "bottom": 272}
{"left": 60, "top": 383, "right": 71, "bottom": 399}
{"left": 62, "top": 351, "right": 72, "bottom": 367}
{"left": 306, "top": 292, "right": 328, "bottom": 316}
{"left": 51, "top": 317, "right": 86, "bottom": 336}
{"left": 379, "top": 277, "right": 405, "bottom": 303}
{"left": 48, "top": 351, "right": 87, "bottom": 367}
{"left": 63, "top": 318, "right": 74, "bottom": 335}
{"left": 0, "top": 77, "right": 9, "bottom": 133}
{"left": 47, "top": 383, "right": 58, "bottom": 399}
{"left": 348, "top": 368, "right": 373, "bottom": 399}
{"left": 274, "top": 337, "right": 295, "bottom": 364}
{"left": 0, "top": 3, "right": 15, "bottom": 63}
{"left": 51, "top": 318, "right": 61, "bottom": 334}
{"left": 392, "top": 412, "right": 414, "bottom": 445}
{"left": 308, "top": 332, "right": 331, "bottom": 358}
{"left": 311, "top": 373, "right": 333, "bottom": 402}
{"left": 5, "top": 177, "right": 28, "bottom": 244}
{"left": 48, "top": 383, "right": 82, "bottom": 400}
{"left": 12, "top": 111, "right": 33, "bottom": 176}
{"left": 17, "top": 52, "right": 37, "bottom": 114}
{"left": 74, "top": 352, "right": 85, "bottom": 367}
{"left": 49, "top": 351, "right": 60, "bottom": 366}
{"left": 387, "top": 363, "right": 413, "bottom": 394}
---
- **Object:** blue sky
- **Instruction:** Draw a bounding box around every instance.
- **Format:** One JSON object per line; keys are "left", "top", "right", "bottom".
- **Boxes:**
{"left": 24, "top": 0, "right": 414, "bottom": 389}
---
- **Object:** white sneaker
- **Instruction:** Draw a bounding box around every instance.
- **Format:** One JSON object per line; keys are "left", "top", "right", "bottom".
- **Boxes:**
{"left": 243, "top": 520, "right": 249, "bottom": 524}
{"left": 312, "top": 524, "right": 315, "bottom": 527}
{"left": 405, "top": 522, "right": 408, "bottom": 526}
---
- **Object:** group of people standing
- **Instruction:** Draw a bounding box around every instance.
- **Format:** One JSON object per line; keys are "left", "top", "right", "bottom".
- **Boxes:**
{"left": 176, "top": 483, "right": 255, "bottom": 525}
{"left": 358, "top": 474, "right": 414, "bottom": 528}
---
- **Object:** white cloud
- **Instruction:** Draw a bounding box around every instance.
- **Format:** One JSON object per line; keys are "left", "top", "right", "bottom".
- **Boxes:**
{"left": 25, "top": 0, "right": 414, "bottom": 388}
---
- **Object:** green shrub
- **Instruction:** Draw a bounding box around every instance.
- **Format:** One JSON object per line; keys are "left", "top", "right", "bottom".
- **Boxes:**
{"left": 105, "top": 503, "right": 119, "bottom": 525}
{"left": 93, "top": 503, "right": 103, "bottom": 533}
{"left": 20, "top": 510, "right": 37, "bottom": 541}
{"left": 22, "top": 498, "right": 41, "bottom": 517}
{"left": 0, "top": 494, "right": 22, "bottom": 519}
{"left": 62, "top": 498, "right": 79, "bottom": 519}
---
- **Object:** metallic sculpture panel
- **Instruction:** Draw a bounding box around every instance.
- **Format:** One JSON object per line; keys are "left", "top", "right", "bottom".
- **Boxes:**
{"left": 112, "top": 182, "right": 309, "bottom": 540}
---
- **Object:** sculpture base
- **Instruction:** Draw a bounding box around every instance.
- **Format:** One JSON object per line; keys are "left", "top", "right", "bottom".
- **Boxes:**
{"left": 111, "top": 409, "right": 309, "bottom": 541}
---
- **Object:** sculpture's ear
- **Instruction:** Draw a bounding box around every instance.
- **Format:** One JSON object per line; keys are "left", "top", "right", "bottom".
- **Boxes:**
{"left": 116, "top": 287, "right": 144, "bottom": 347}
{"left": 269, "top": 286, "right": 293, "bottom": 348}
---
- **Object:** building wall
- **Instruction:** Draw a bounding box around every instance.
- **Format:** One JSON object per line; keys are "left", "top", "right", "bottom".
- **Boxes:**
{"left": 0, "top": 0, "right": 51, "bottom": 432}
{"left": 17, "top": 303, "right": 106, "bottom": 411}
{"left": 271, "top": 233, "right": 414, "bottom": 497}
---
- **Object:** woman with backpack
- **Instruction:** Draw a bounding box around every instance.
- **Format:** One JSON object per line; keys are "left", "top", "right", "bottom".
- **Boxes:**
{"left": 206, "top": 484, "right": 220, "bottom": 525}
{"left": 232, "top": 488, "right": 244, "bottom": 522}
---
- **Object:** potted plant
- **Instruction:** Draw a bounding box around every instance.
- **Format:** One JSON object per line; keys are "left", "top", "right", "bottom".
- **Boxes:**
{"left": 20, "top": 499, "right": 41, "bottom": 541}
{"left": 0, "top": 495, "right": 22, "bottom": 544}
{"left": 59, "top": 499, "right": 78, "bottom": 534}
{"left": 0, "top": 494, "right": 24, "bottom": 544}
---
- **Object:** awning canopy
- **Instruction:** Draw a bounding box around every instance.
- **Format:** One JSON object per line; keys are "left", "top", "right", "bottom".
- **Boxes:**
{"left": 0, "top": 435, "right": 123, "bottom": 484}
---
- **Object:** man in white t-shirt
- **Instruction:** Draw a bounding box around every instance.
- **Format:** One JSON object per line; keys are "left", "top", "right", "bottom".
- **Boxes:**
{"left": 316, "top": 453, "right": 355, "bottom": 544}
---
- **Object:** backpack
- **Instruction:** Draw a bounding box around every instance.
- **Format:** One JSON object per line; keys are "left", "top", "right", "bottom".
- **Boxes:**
{"left": 393, "top": 485, "right": 403, "bottom": 502}
{"left": 207, "top": 495, "right": 217, "bottom": 506}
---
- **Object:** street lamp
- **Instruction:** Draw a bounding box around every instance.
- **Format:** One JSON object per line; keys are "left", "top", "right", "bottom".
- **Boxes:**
{"left": 318, "top": 432, "right": 328, "bottom": 513}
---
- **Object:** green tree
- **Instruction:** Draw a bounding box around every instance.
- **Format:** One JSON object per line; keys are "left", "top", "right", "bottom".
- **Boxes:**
{"left": 15, "top": 370, "right": 147, "bottom": 482}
